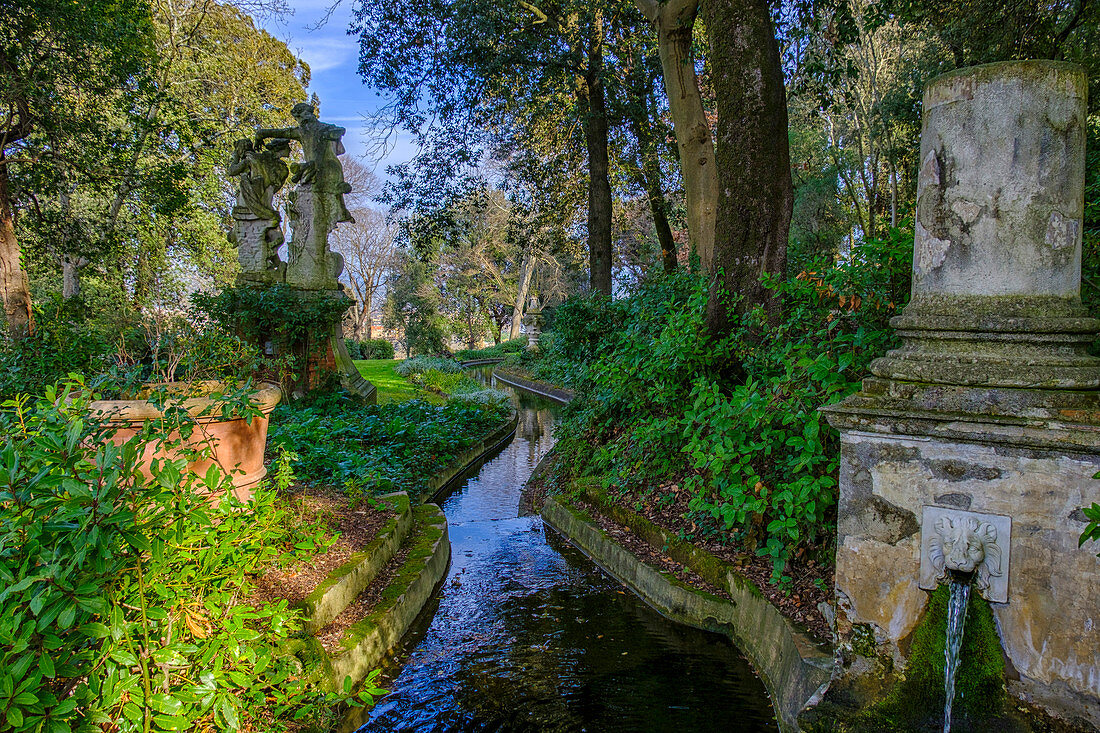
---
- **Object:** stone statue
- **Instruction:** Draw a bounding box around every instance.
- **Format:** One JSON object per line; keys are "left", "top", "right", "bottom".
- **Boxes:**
{"left": 523, "top": 295, "right": 543, "bottom": 352}
{"left": 254, "top": 102, "right": 353, "bottom": 290}
{"left": 227, "top": 138, "right": 291, "bottom": 283}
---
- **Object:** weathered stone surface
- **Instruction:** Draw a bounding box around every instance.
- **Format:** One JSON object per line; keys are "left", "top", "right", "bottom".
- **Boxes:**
{"left": 912, "top": 61, "right": 1086, "bottom": 301}
{"left": 871, "top": 61, "right": 1100, "bottom": 390}
{"left": 836, "top": 534, "right": 928, "bottom": 649}
{"left": 230, "top": 207, "right": 286, "bottom": 284}
{"left": 286, "top": 187, "right": 344, "bottom": 291}
{"left": 828, "top": 427, "right": 1100, "bottom": 725}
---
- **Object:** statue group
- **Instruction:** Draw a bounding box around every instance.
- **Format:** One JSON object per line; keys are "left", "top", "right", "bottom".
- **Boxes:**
{"left": 228, "top": 102, "right": 352, "bottom": 291}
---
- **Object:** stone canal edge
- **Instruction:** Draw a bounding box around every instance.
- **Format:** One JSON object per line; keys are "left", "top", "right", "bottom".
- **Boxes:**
{"left": 541, "top": 491, "right": 834, "bottom": 733}
{"left": 283, "top": 408, "right": 521, "bottom": 708}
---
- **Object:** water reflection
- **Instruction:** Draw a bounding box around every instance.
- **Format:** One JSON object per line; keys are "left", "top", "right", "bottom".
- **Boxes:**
{"left": 355, "top": 373, "right": 776, "bottom": 732}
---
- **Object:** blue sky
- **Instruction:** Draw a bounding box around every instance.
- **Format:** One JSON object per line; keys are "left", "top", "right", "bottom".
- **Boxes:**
{"left": 259, "top": 0, "right": 417, "bottom": 177}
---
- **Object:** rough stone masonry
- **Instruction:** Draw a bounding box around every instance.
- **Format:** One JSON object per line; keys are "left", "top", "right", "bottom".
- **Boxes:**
{"left": 822, "top": 60, "right": 1100, "bottom": 727}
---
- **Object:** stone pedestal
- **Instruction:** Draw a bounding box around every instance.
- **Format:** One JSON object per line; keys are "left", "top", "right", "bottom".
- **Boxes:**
{"left": 230, "top": 206, "right": 285, "bottom": 284}
{"left": 287, "top": 186, "right": 344, "bottom": 291}
{"left": 523, "top": 296, "right": 543, "bottom": 352}
{"left": 821, "top": 61, "right": 1100, "bottom": 727}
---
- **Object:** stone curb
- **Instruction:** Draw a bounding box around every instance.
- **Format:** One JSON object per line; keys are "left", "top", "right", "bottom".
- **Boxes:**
{"left": 418, "top": 408, "right": 519, "bottom": 503}
{"left": 492, "top": 369, "right": 574, "bottom": 404}
{"left": 459, "top": 357, "right": 506, "bottom": 367}
{"left": 541, "top": 495, "right": 833, "bottom": 733}
{"left": 328, "top": 503, "right": 451, "bottom": 691}
{"left": 297, "top": 492, "right": 414, "bottom": 634}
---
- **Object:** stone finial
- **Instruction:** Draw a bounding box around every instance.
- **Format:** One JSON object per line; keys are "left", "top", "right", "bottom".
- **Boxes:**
{"left": 872, "top": 61, "right": 1100, "bottom": 389}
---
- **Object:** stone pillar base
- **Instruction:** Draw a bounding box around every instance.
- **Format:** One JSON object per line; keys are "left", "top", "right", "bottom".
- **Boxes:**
{"left": 822, "top": 381, "right": 1100, "bottom": 727}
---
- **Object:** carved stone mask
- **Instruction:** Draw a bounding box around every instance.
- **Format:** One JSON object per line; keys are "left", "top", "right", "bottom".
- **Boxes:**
{"left": 928, "top": 516, "right": 1003, "bottom": 591}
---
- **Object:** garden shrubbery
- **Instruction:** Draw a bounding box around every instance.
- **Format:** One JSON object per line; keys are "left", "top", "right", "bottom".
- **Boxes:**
{"left": 454, "top": 338, "right": 527, "bottom": 361}
{"left": 268, "top": 390, "right": 510, "bottom": 495}
{"left": 0, "top": 379, "right": 368, "bottom": 732}
{"left": 346, "top": 339, "right": 396, "bottom": 360}
{"left": 547, "top": 229, "right": 912, "bottom": 585}
{"left": 394, "top": 356, "right": 463, "bottom": 376}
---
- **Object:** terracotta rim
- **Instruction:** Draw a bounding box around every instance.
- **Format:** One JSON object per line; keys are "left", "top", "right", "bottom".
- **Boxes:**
{"left": 90, "top": 381, "right": 282, "bottom": 422}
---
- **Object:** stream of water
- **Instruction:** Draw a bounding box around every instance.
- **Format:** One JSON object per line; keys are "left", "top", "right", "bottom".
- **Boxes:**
{"left": 353, "top": 372, "right": 777, "bottom": 732}
{"left": 942, "top": 579, "right": 971, "bottom": 733}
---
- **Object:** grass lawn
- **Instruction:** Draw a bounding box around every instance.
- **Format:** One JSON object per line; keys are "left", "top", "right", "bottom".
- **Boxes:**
{"left": 354, "top": 359, "right": 445, "bottom": 404}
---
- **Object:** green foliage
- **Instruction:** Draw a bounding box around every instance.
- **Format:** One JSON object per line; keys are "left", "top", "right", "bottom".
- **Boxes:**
{"left": 0, "top": 297, "right": 118, "bottom": 399}
{"left": 193, "top": 284, "right": 351, "bottom": 349}
{"left": 346, "top": 339, "right": 396, "bottom": 360}
{"left": 0, "top": 378, "right": 366, "bottom": 732}
{"left": 1081, "top": 471, "right": 1100, "bottom": 558}
{"left": 1079, "top": 502, "right": 1100, "bottom": 557}
{"left": 394, "top": 357, "right": 464, "bottom": 377}
{"left": 548, "top": 229, "right": 912, "bottom": 585}
{"left": 268, "top": 392, "right": 510, "bottom": 495}
{"left": 454, "top": 338, "right": 527, "bottom": 361}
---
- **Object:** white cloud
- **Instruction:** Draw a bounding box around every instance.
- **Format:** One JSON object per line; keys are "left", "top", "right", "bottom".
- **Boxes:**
{"left": 291, "top": 36, "right": 357, "bottom": 74}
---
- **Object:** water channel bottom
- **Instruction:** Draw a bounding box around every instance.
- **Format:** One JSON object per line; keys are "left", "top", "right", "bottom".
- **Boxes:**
{"left": 355, "top": 379, "right": 777, "bottom": 732}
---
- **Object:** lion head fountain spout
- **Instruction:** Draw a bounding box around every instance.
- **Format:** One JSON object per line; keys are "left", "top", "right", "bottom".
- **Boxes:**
{"left": 928, "top": 515, "right": 1003, "bottom": 595}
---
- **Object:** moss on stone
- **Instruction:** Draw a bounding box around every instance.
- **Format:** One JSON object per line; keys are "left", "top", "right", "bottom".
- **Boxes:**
{"left": 855, "top": 585, "right": 1008, "bottom": 731}
{"left": 342, "top": 506, "right": 447, "bottom": 648}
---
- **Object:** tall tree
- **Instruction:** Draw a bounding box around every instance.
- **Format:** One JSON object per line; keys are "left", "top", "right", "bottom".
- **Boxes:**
{"left": 701, "top": 0, "right": 792, "bottom": 335}
{"left": 352, "top": 0, "right": 643, "bottom": 295}
{"left": 333, "top": 207, "right": 398, "bottom": 339}
{"left": 632, "top": 0, "right": 717, "bottom": 268}
{"left": 0, "top": 0, "right": 152, "bottom": 334}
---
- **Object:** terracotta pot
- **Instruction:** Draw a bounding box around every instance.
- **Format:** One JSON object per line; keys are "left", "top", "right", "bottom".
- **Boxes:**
{"left": 89, "top": 381, "right": 282, "bottom": 503}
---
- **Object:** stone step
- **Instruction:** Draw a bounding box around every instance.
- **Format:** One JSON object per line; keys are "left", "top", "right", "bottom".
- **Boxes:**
{"left": 308, "top": 503, "right": 451, "bottom": 694}
{"left": 296, "top": 492, "right": 414, "bottom": 634}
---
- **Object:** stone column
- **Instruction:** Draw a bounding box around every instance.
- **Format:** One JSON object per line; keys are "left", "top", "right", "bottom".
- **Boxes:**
{"left": 820, "top": 61, "right": 1100, "bottom": 727}
{"left": 872, "top": 60, "right": 1097, "bottom": 389}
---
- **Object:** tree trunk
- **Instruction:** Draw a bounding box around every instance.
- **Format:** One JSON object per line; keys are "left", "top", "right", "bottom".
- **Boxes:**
{"left": 628, "top": 84, "right": 678, "bottom": 273}
{"left": 635, "top": 0, "right": 717, "bottom": 269}
{"left": 701, "top": 0, "right": 792, "bottom": 337}
{"left": 357, "top": 287, "right": 372, "bottom": 340}
{"left": 580, "top": 12, "right": 613, "bottom": 296}
{"left": 0, "top": 160, "right": 34, "bottom": 336}
{"left": 466, "top": 299, "right": 477, "bottom": 350}
{"left": 62, "top": 254, "right": 89, "bottom": 300}
{"left": 510, "top": 250, "right": 535, "bottom": 339}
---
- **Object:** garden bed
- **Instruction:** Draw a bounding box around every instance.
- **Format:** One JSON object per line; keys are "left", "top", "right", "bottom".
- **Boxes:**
{"left": 267, "top": 391, "right": 513, "bottom": 497}
{"left": 248, "top": 489, "right": 397, "bottom": 609}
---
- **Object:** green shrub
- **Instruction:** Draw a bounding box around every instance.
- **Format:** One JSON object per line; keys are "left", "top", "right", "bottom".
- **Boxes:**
{"left": 0, "top": 379, "right": 374, "bottom": 732}
{"left": 0, "top": 297, "right": 119, "bottom": 400}
{"left": 394, "top": 356, "right": 463, "bottom": 377}
{"left": 454, "top": 338, "right": 526, "bottom": 361}
{"left": 549, "top": 227, "right": 912, "bottom": 585}
{"left": 359, "top": 339, "right": 395, "bottom": 360}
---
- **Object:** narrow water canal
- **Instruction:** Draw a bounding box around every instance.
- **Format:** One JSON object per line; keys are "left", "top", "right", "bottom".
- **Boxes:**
{"left": 355, "top": 373, "right": 777, "bottom": 732}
